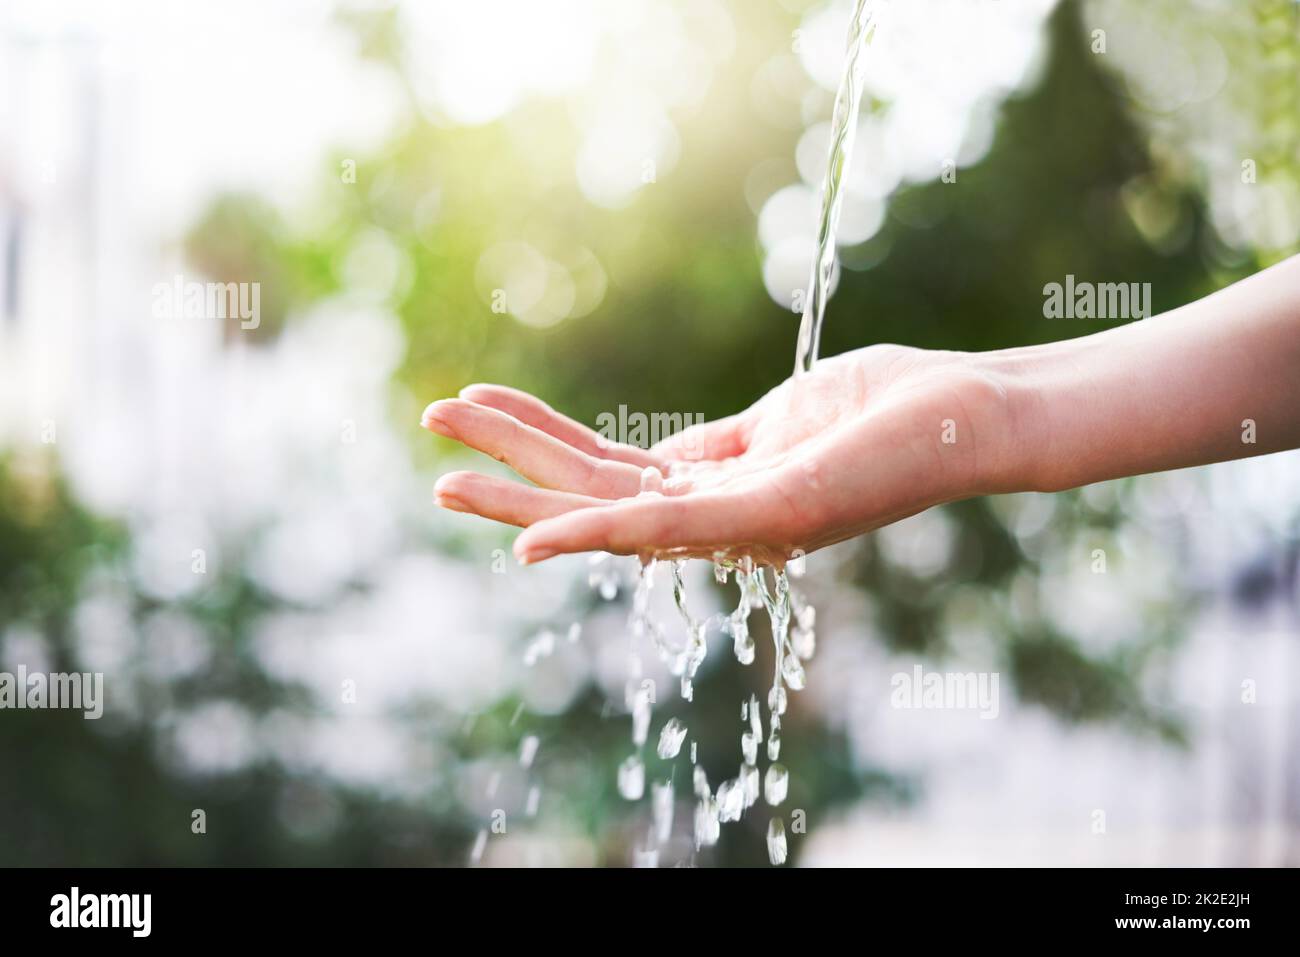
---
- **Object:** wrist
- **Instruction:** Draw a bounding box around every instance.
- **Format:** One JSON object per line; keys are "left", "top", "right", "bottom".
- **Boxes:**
{"left": 964, "top": 344, "right": 1062, "bottom": 495}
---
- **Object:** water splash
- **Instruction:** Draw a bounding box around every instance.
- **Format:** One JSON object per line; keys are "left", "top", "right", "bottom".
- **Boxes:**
{"left": 598, "top": 554, "right": 816, "bottom": 864}
{"left": 793, "top": 0, "right": 884, "bottom": 376}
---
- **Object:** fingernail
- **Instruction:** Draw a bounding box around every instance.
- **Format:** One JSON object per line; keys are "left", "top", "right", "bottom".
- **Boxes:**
{"left": 434, "top": 491, "right": 468, "bottom": 513}
{"left": 516, "top": 544, "right": 557, "bottom": 565}
{"left": 421, "top": 401, "right": 460, "bottom": 440}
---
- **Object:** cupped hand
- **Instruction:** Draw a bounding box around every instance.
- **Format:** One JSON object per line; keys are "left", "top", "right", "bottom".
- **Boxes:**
{"left": 422, "top": 344, "right": 1019, "bottom": 565}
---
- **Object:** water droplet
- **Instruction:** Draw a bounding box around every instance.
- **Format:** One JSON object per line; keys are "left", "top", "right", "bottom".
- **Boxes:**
{"left": 523, "top": 629, "right": 556, "bottom": 666}
{"left": 525, "top": 786, "right": 541, "bottom": 817}
{"left": 618, "top": 755, "right": 645, "bottom": 800}
{"left": 519, "top": 735, "right": 539, "bottom": 769}
{"left": 657, "top": 718, "right": 688, "bottom": 759}
{"left": 690, "top": 741, "right": 697, "bottom": 764}
{"left": 640, "top": 466, "right": 663, "bottom": 494}
{"left": 764, "top": 762, "right": 789, "bottom": 805}
{"left": 741, "top": 731, "right": 758, "bottom": 766}
{"left": 781, "top": 653, "right": 806, "bottom": 691}
{"left": 792, "top": 626, "right": 816, "bottom": 661}
{"left": 566, "top": 622, "right": 582, "bottom": 643}
{"left": 486, "top": 771, "right": 501, "bottom": 798}
{"left": 767, "top": 724, "right": 782, "bottom": 762}
{"left": 633, "top": 845, "right": 660, "bottom": 868}
{"left": 750, "top": 693, "right": 763, "bottom": 743}
{"left": 693, "top": 765, "right": 710, "bottom": 798}
{"left": 470, "top": 829, "right": 488, "bottom": 865}
{"left": 768, "top": 685, "right": 787, "bottom": 716}
{"left": 742, "top": 762, "right": 760, "bottom": 808}
{"left": 588, "top": 553, "right": 620, "bottom": 600}
{"left": 632, "top": 686, "right": 652, "bottom": 747}
{"left": 733, "top": 629, "right": 755, "bottom": 665}
{"left": 766, "top": 817, "right": 787, "bottom": 865}
{"left": 652, "top": 781, "right": 675, "bottom": 843}
{"left": 694, "top": 797, "right": 721, "bottom": 848}
{"left": 716, "top": 779, "right": 745, "bottom": 823}
{"left": 795, "top": 600, "right": 816, "bottom": 631}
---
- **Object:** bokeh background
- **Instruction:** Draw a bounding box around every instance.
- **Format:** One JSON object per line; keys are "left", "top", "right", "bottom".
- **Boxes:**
{"left": 1, "top": 0, "right": 1298, "bottom": 867}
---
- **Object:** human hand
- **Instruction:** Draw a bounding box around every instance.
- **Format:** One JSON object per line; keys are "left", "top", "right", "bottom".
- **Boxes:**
{"left": 422, "top": 344, "right": 1018, "bottom": 565}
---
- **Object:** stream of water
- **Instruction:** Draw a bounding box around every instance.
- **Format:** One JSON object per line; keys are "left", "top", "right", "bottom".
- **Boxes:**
{"left": 613, "top": 0, "right": 879, "bottom": 867}
{"left": 793, "top": 0, "right": 882, "bottom": 377}
{"left": 501, "top": 0, "right": 882, "bottom": 868}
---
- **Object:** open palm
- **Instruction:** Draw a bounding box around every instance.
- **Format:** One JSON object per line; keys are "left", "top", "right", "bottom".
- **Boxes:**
{"left": 423, "top": 344, "right": 1012, "bottom": 565}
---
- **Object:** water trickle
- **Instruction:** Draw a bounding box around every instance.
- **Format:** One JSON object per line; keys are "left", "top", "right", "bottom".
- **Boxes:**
{"left": 793, "top": 0, "right": 884, "bottom": 377}
{"left": 582, "top": 479, "right": 826, "bottom": 862}
{"left": 657, "top": 717, "right": 688, "bottom": 760}
{"left": 764, "top": 763, "right": 789, "bottom": 806}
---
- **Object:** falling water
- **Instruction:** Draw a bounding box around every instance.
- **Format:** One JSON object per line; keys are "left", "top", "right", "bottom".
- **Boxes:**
{"left": 793, "top": 0, "right": 883, "bottom": 376}
{"left": 509, "top": 0, "right": 879, "bottom": 868}
{"left": 603, "top": 553, "right": 815, "bottom": 866}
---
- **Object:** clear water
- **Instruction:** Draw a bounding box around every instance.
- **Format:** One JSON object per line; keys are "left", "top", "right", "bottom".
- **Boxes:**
{"left": 607, "top": 556, "right": 814, "bottom": 866}
{"left": 793, "top": 0, "right": 882, "bottom": 377}
{"left": 505, "top": 0, "right": 877, "bottom": 867}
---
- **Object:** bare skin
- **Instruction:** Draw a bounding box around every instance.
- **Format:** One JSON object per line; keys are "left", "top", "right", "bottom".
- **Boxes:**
{"left": 423, "top": 255, "right": 1300, "bottom": 565}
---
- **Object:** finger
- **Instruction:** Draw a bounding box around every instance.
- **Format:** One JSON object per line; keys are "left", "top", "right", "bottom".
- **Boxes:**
{"left": 422, "top": 398, "right": 645, "bottom": 498}
{"left": 458, "top": 383, "right": 664, "bottom": 469}
{"left": 435, "top": 471, "right": 606, "bottom": 528}
{"left": 512, "top": 478, "right": 797, "bottom": 564}
{"left": 651, "top": 412, "right": 751, "bottom": 462}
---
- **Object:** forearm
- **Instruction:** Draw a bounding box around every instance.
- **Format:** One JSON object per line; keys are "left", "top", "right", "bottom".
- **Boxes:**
{"left": 985, "top": 256, "right": 1300, "bottom": 493}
